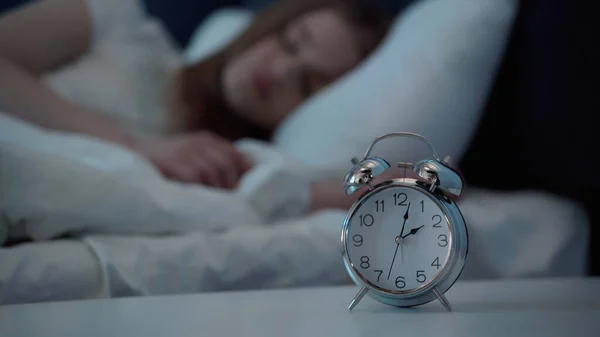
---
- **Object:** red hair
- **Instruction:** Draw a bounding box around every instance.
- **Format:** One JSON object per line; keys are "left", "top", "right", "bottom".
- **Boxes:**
{"left": 176, "top": 0, "right": 391, "bottom": 141}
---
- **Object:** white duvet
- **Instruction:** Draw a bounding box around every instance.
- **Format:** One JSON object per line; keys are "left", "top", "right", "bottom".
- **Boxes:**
{"left": 0, "top": 112, "right": 590, "bottom": 305}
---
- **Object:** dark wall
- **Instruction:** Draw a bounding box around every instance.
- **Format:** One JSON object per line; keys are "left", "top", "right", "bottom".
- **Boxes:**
{"left": 459, "top": 0, "right": 600, "bottom": 275}
{"left": 0, "top": 0, "right": 242, "bottom": 47}
{"left": 1, "top": 0, "right": 413, "bottom": 47}
{"left": 0, "top": 0, "right": 23, "bottom": 11}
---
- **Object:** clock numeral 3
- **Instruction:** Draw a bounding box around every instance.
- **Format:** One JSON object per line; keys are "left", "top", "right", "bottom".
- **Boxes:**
{"left": 432, "top": 215, "right": 442, "bottom": 228}
{"left": 359, "top": 214, "right": 374, "bottom": 227}
{"left": 393, "top": 193, "right": 407, "bottom": 206}
{"left": 438, "top": 234, "right": 448, "bottom": 247}
{"left": 352, "top": 234, "right": 363, "bottom": 247}
{"left": 360, "top": 256, "right": 370, "bottom": 269}
{"left": 431, "top": 257, "right": 441, "bottom": 270}
{"left": 395, "top": 276, "right": 406, "bottom": 289}
{"left": 416, "top": 270, "right": 427, "bottom": 283}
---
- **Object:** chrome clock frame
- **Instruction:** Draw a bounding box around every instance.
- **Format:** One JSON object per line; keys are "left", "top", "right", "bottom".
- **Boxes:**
{"left": 342, "top": 179, "right": 468, "bottom": 311}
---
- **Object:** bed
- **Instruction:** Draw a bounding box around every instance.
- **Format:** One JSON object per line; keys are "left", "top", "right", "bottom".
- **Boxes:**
{"left": 0, "top": 0, "right": 589, "bottom": 305}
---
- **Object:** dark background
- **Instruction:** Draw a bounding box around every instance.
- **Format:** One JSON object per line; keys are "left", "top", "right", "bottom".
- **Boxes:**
{"left": 0, "top": 0, "right": 412, "bottom": 47}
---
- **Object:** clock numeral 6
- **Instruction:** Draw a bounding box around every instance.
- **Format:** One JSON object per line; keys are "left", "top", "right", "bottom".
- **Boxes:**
{"left": 360, "top": 256, "right": 370, "bottom": 269}
{"left": 395, "top": 276, "right": 406, "bottom": 289}
{"left": 359, "top": 214, "right": 374, "bottom": 227}
{"left": 352, "top": 234, "right": 363, "bottom": 247}
{"left": 416, "top": 270, "right": 427, "bottom": 283}
{"left": 438, "top": 234, "right": 448, "bottom": 247}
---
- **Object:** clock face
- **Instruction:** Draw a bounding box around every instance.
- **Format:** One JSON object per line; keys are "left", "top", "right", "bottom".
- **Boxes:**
{"left": 345, "top": 185, "right": 452, "bottom": 293}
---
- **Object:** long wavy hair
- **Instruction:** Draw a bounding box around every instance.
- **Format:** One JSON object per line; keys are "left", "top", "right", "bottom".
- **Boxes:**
{"left": 177, "top": 0, "right": 391, "bottom": 141}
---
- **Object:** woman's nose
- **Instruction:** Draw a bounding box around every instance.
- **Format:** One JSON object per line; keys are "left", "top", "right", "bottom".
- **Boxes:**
{"left": 269, "top": 55, "right": 302, "bottom": 84}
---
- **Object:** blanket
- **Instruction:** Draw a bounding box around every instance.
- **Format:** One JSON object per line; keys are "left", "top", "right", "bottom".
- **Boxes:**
{"left": 0, "top": 112, "right": 590, "bottom": 304}
{"left": 0, "top": 112, "right": 313, "bottom": 243}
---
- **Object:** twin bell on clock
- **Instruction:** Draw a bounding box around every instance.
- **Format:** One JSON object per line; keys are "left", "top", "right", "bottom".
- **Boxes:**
{"left": 341, "top": 132, "right": 469, "bottom": 312}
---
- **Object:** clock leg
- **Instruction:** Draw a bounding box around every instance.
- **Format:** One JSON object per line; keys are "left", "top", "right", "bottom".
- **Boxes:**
{"left": 433, "top": 287, "right": 452, "bottom": 312}
{"left": 348, "top": 287, "right": 369, "bottom": 311}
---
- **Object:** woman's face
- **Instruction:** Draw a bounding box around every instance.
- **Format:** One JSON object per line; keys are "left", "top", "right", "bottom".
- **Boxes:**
{"left": 221, "top": 9, "right": 366, "bottom": 130}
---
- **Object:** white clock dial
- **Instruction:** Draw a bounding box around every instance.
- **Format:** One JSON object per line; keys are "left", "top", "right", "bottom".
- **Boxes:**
{"left": 346, "top": 185, "right": 452, "bottom": 293}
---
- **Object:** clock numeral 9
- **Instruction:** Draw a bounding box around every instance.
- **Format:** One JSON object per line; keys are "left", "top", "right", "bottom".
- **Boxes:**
{"left": 360, "top": 256, "right": 370, "bottom": 269}
{"left": 393, "top": 193, "right": 407, "bottom": 206}
{"left": 359, "top": 214, "right": 374, "bottom": 227}
{"left": 416, "top": 270, "right": 427, "bottom": 283}
{"left": 395, "top": 276, "right": 406, "bottom": 289}
{"left": 352, "top": 234, "right": 363, "bottom": 247}
{"left": 438, "top": 234, "right": 448, "bottom": 247}
{"left": 432, "top": 215, "right": 443, "bottom": 228}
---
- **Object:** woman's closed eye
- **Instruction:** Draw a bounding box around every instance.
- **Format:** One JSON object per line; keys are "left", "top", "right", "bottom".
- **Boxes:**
{"left": 278, "top": 32, "right": 328, "bottom": 98}
{"left": 278, "top": 34, "right": 298, "bottom": 55}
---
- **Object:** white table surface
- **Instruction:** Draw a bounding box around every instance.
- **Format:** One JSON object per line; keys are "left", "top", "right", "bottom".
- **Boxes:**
{"left": 1, "top": 278, "right": 599, "bottom": 337}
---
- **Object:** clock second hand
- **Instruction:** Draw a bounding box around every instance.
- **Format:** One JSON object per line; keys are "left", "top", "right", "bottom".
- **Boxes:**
{"left": 401, "top": 243, "right": 404, "bottom": 265}
{"left": 387, "top": 202, "right": 410, "bottom": 280}
{"left": 387, "top": 244, "right": 400, "bottom": 280}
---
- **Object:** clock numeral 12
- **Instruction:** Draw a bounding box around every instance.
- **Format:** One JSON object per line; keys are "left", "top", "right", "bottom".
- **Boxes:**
{"left": 393, "top": 193, "right": 407, "bottom": 206}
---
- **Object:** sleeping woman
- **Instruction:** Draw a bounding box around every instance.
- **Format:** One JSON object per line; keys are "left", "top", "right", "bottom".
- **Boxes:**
{"left": 0, "top": 0, "right": 390, "bottom": 211}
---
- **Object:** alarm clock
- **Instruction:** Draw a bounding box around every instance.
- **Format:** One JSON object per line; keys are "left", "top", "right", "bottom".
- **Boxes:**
{"left": 341, "top": 132, "right": 468, "bottom": 312}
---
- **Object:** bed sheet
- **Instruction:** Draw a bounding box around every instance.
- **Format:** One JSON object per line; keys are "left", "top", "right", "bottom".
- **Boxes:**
{"left": 0, "top": 112, "right": 590, "bottom": 304}
{"left": 0, "top": 188, "right": 589, "bottom": 305}
{"left": 0, "top": 111, "right": 313, "bottom": 245}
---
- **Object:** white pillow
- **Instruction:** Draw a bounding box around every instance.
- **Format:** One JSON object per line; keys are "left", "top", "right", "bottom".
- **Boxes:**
{"left": 184, "top": 8, "right": 254, "bottom": 64}
{"left": 273, "top": 0, "right": 519, "bottom": 177}
{"left": 185, "top": 0, "right": 518, "bottom": 178}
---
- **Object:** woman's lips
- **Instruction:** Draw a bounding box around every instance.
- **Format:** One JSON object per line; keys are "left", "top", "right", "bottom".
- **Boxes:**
{"left": 253, "top": 72, "right": 270, "bottom": 100}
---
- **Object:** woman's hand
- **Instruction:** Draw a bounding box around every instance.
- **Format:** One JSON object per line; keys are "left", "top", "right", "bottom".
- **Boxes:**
{"left": 135, "top": 131, "right": 252, "bottom": 188}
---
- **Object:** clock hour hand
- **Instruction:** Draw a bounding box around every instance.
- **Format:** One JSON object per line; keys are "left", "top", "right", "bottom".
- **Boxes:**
{"left": 401, "top": 225, "right": 425, "bottom": 239}
{"left": 399, "top": 202, "right": 411, "bottom": 237}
